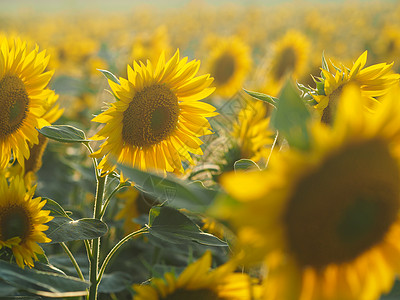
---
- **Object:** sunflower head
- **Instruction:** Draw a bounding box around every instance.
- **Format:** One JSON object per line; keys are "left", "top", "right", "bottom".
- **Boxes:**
{"left": 217, "top": 85, "right": 400, "bottom": 300}
{"left": 231, "top": 100, "right": 274, "bottom": 163}
{"left": 91, "top": 49, "right": 217, "bottom": 174}
{"left": 0, "top": 37, "right": 55, "bottom": 170}
{"left": 133, "top": 251, "right": 255, "bottom": 300}
{"left": 204, "top": 36, "right": 252, "bottom": 98}
{"left": 0, "top": 176, "right": 53, "bottom": 268}
{"left": 263, "top": 30, "right": 310, "bottom": 97}
{"left": 312, "top": 50, "right": 400, "bottom": 125}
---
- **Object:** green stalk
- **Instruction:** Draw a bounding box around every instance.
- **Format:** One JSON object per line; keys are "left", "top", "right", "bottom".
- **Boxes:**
{"left": 88, "top": 174, "right": 107, "bottom": 300}
{"left": 97, "top": 227, "right": 147, "bottom": 282}
{"left": 60, "top": 242, "right": 85, "bottom": 281}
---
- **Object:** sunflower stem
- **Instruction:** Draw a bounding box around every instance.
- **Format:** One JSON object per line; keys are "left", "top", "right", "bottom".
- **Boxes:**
{"left": 97, "top": 227, "right": 147, "bottom": 283}
{"left": 88, "top": 174, "right": 107, "bottom": 300}
{"left": 99, "top": 182, "right": 127, "bottom": 220}
{"left": 265, "top": 131, "right": 279, "bottom": 169}
{"left": 83, "top": 142, "right": 100, "bottom": 178}
{"left": 60, "top": 242, "right": 85, "bottom": 281}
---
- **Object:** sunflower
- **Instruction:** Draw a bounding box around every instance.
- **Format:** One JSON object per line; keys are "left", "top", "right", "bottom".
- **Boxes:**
{"left": 133, "top": 251, "right": 256, "bottom": 300}
{"left": 218, "top": 85, "right": 400, "bottom": 300}
{"left": 0, "top": 176, "right": 53, "bottom": 269}
{"left": 204, "top": 36, "right": 252, "bottom": 98}
{"left": 313, "top": 50, "right": 400, "bottom": 124}
{"left": 231, "top": 100, "right": 274, "bottom": 163}
{"left": 263, "top": 30, "right": 310, "bottom": 97}
{"left": 0, "top": 37, "right": 54, "bottom": 170}
{"left": 3, "top": 90, "right": 63, "bottom": 187}
{"left": 91, "top": 49, "right": 217, "bottom": 174}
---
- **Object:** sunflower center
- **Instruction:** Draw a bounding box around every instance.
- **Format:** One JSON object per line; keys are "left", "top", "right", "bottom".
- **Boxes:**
{"left": 162, "top": 288, "right": 220, "bottom": 300}
{"left": 321, "top": 85, "right": 343, "bottom": 125}
{"left": 272, "top": 47, "right": 297, "bottom": 81}
{"left": 122, "top": 84, "right": 180, "bottom": 148}
{"left": 0, "top": 75, "right": 30, "bottom": 140}
{"left": 0, "top": 204, "right": 32, "bottom": 242}
{"left": 284, "top": 139, "right": 400, "bottom": 269}
{"left": 213, "top": 53, "right": 236, "bottom": 85}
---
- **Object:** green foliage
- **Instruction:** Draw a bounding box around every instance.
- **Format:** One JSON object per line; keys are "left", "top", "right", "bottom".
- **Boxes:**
{"left": 271, "top": 80, "right": 312, "bottom": 151}
{"left": 44, "top": 199, "right": 108, "bottom": 243}
{"left": 243, "top": 88, "right": 277, "bottom": 107}
{"left": 98, "top": 69, "right": 120, "bottom": 85}
{"left": 0, "top": 260, "right": 89, "bottom": 298}
{"left": 234, "top": 159, "right": 261, "bottom": 171}
{"left": 117, "top": 163, "right": 219, "bottom": 212}
{"left": 38, "top": 125, "right": 89, "bottom": 143}
{"left": 148, "top": 206, "right": 227, "bottom": 247}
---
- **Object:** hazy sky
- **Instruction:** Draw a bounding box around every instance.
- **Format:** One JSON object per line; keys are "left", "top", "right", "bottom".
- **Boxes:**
{"left": 0, "top": 0, "right": 378, "bottom": 14}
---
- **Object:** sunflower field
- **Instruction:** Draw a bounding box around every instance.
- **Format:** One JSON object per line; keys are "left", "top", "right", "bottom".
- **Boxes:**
{"left": 1, "top": 0, "right": 400, "bottom": 299}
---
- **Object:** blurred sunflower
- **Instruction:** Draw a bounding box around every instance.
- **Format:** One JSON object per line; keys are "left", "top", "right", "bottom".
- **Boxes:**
{"left": 133, "top": 251, "right": 256, "bottom": 300}
{"left": 313, "top": 51, "right": 400, "bottom": 124}
{"left": 91, "top": 49, "right": 217, "bottom": 174}
{"left": 231, "top": 100, "right": 274, "bottom": 163}
{"left": 218, "top": 86, "right": 400, "bottom": 300}
{"left": 263, "top": 30, "right": 310, "bottom": 96}
{"left": 131, "top": 25, "right": 172, "bottom": 66}
{"left": 204, "top": 36, "right": 251, "bottom": 98}
{"left": 0, "top": 176, "right": 53, "bottom": 269}
{"left": 0, "top": 37, "right": 54, "bottom": 170}
{"left": 115, "top": 186, "right": 158, "bottom": 234}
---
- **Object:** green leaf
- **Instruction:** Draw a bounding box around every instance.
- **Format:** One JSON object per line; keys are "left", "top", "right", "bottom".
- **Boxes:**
{"left": 0, "top": 280, "right": 18, "bottom": 297}
{"left": 148, "top": 206, "right": 227, "bottom": 247}
{"left": 46, "top": 218, "right": 108, "bottom": 244}
{"left": 234, "top": 159, "right": 261, "bottom": 171}
{"left": 98, "top": 69, "right": 120, "bottom": 85}
{"left": 0, "top": 260, "right": 89, "bottom": 298}
{"left": 37, "top": 125, "right": 89, "bottom": 143}
{"left": 117, "top": 164, "right": 218, "bottom": 212}
{"left": 43, "top": 198, "right": 71, "bottom": 219}
{"left": 98, "top": 272, "right": 133, "bottom": 293}
{"left": 271, "top": 80, "right": 311, "bottom": 151}
{"left": 50, "top": 75, "right": 87, "bottom": 96}
{"left": 243, "top": 89, "right": 277, "bottom": 107}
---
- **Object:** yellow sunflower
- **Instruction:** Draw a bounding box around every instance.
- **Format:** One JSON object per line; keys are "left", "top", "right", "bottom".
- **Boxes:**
{"left": 3, "top": 90, "right": 63, "bottom": 187}
{"left": 313, "top": 50, "right": 400, "bottom": 124}
{"left": 263, "top": 30, "right": 310, "bottom": 97}
{"left": 133, "top": 251, "right": 256, "bottom": 300}
{"left": 0, "top": 37, "right": 54, "bottom": 170}
{"left": 231, "top": 100, "right": 274, "bottom": 163}
{"left": 0, "top": 176, "right": 53, "bottom": 269}
{"left": 91, "top": 49, "right": 217, "bottom": 174}
{"left": 204, "top": 36, "right": 252, "bottom": 98}
{"left": 218, "top": 85, "right": 400, "bottom": 300}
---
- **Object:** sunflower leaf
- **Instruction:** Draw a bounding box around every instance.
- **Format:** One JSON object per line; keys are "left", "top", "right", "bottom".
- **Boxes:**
{"left": 117, "top": 163, "right": 219, "bottom": 212}
{"left": 37, "top": 125, "right": 89, "bottom": 143}
{"left": 270, "top": 79, "right": 311, "bottom": 151}
{"left": 46, "top": 218, "right": 108, "bottom": 244}
{"left": 98, "top": 272, "right": 133, "bottom": 293}
{"left": 43, "top": 198, "right": 72, "bottom": 220}
{"left": 234, "top": 159, "right": 261, "bottom": 171}
{"left": 243, "top": 89, "right": 277, "bottom": 107}
{"left": 0, "top": 260, "right": 89, "bottom": 298}
{"left": 98, "top": 69, "right": 120, "bottom": 85}
{"left": 148, "top": 206, "right": 227, "bottom": 247}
